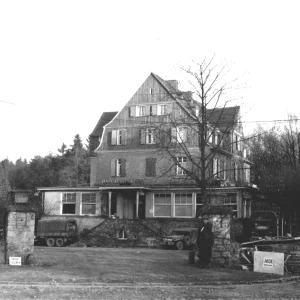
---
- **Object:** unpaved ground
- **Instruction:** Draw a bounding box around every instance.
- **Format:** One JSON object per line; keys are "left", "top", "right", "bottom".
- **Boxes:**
{"left": 0, "top": 281, "right": 300, "bottom": 299}
{"left": 0, "top": 247, "right": 286, "bottom": 284}
{"left": 0, "top": 246, "right": 299, "bottom": 299}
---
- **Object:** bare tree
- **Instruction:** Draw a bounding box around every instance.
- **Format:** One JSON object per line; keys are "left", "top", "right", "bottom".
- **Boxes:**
{"left": 150, "top": 57, "right": 248, "bottom": 214}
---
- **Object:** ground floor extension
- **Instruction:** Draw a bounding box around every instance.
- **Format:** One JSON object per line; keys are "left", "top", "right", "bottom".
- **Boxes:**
{"left": 37, "top": 185, "right": 255, "bottom": 229}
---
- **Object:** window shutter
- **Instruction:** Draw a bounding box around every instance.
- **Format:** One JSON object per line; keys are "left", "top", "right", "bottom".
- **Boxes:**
{"left": 120, "top": 159, "right": 126, "bottom": 177}
{"left": 140, "top": 128, "right": 146, "bottom": 144}
{"left": 213, "top": 158, "right": 218, "bottom": 177}
{"left": 153, "top": 129, "right": 157, "bottom": 144}
{"left": 151, "top": 105, "right": 157, "bottom": 116}
{"left": 171, "top": 127, "right": 177, "bottom": 143}
{"left": 175, "top": 158, "right": 178, "bottom": 175}
{"left": 167, "top": 103, "right": 172, "bottom": 114}
{"left": 111, "top": 130, "right": 117, "bottom": 145}
{"left": 122, "top": 130, "right": 127, "bottom": 145}
{"left": 146, "top": 158, "right": 156, "bottom": 177}
{"left": 111, "top": 159, "right": 116, "bottom": 177}
{"left": 146, "top": 105, "right": 151, "bottom": 116}
{"left": 151, "top": 158, "right": 156, "bottom": 176}
{"left": 107, "top": 131, "right": 112, "bottom": 145}
{"left": 235, "top": 163, "right": 239, "bottom": 181}
{"left": 182, "top": 127, "right": 187, "bottom": 142}
{"left": 130, "top": 106, "right": 136, "bottom": 117}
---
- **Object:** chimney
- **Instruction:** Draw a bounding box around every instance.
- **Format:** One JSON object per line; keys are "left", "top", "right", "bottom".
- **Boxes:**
{"left": 166, "top": 80, "right": 178, "bottom": 92}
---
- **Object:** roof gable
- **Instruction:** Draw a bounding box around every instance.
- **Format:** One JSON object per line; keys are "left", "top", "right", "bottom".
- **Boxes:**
{"left": 90, "top": 111, "right": 118, "bottom": 138}
{"left": 207, "top": 106, "right": 240, "bottom": 131}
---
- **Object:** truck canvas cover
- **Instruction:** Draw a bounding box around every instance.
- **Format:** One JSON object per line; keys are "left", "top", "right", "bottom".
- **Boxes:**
{"left": 37, "top": 218, "right": 77, "bottom": 236}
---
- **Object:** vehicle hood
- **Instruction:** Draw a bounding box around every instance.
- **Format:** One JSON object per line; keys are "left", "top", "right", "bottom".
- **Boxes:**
{"left": 163, "top": 234, "right": 184, "bottom": 240}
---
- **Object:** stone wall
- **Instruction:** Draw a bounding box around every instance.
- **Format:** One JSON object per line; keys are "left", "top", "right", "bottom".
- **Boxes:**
{"left": 84, "top": 213, "right": 240, "bottom": 267}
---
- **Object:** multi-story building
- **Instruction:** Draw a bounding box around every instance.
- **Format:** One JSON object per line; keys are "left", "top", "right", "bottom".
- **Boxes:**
{"left": 89, "top": 73, "right": 253, "bottom": 220}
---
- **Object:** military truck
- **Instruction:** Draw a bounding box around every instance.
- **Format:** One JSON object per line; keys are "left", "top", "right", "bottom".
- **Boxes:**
{"left": 35, "top": 218, "right": 78, "bottom": 247}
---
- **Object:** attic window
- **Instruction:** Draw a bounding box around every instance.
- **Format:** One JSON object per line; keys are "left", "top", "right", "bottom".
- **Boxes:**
{"left": 149, "top": 88, "right": 153, "bottom": 95}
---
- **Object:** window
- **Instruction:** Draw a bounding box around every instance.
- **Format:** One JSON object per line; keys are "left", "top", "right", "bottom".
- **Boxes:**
{"left": 220, "top": 160, "right": 226, "bottom": 180}
{"left": 207, "top": 130, "right": 213, "bottom": 143}
{"left": 244, "top": 163, "right": 250, "bottom": 183}
{"left": 118, "top": 229, "right": 128, "bottom": 240}
{"left": 235, "top": 134, "right": 241, "bottom": 151}
{"left": 177, "top": 127, "right": 187, "bottom": 143}
{"left": 175, "top": 194, "right": 193, "bottom": 217}
{"left": 149, "top": 88, "right": 153, "bottom": 95}
{"left": 214, "top": 133, "right": 218, "bottom": 145}
{"left": 196, "top": 194, "right": 203, "bottom": 216}
{"left": 172, "top": 127, "right": 187, "bottom": 143}
{"left": 154, "top": 194, "right": 171, "bottom": 217}
{"left": 116, "top": 159, "right": 122, "bottom": 176}
{"left": 157, "top": 104, "right": 167, "bottom": 115}
{"left": 145, "top": 158, "right": 156, "bottom": 177}
{"left": 137, "top": 106, "right": 146, "bottom": 116}
{"left": 224, "top": 194, "right": 237, "bottom": 217}
{"left": 111, "top": 158, "right": 126, "bottom": 177}
{"left": 81, "top": 193, "right": 96, "bottom": 215}
{"left": 140, "top": 128, "right": 156, "bottom": 144}
{"left": 62, "top": 193, "right": 76, "bottom": 214}
{"left": 177, "top": 157, "right": 187, "bottom": 175}
{"left": 146, "top": 128, "right": 156, "bottom": 144}
{"left": 111, "top": 129, "right": 126, "bottom": 145}
{"left": 213, "top": 158, "right": 220, "bottom": 178}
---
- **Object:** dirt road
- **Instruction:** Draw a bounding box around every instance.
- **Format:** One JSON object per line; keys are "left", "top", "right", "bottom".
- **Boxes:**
{"left": 0, "top": 246, "right": 299, "bottom": 299}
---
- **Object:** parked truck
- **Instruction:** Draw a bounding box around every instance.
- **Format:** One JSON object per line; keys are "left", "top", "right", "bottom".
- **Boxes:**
{"left": 35, "top": 218, "right": 78, "bottom": 247}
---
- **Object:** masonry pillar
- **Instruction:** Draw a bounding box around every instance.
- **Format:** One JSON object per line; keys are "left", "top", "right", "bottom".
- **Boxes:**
{"left": 4, "top": 191, "right": 36, "bottom": 265}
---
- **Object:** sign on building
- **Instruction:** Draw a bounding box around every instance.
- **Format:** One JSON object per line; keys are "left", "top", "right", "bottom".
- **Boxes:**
{"left": 14, "top": 193, "right": 29, "bottom": 203}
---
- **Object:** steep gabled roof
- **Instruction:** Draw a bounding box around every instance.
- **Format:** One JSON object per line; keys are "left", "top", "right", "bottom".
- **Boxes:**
{"left": 151, "top": 73, "right": 178, "bottom": 96}
{"left": 207, "top": 106, "right": 240, "bottom": 131}
{"left": 152, "top": 73, "right": 240, "bottom": 132}
{"left": 90, "top": 112, "right": 118, "bottom": 138}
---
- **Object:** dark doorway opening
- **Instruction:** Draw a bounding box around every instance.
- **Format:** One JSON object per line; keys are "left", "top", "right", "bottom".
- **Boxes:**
{"left": 111, "top": 193, "right": 117, "bottom": 215}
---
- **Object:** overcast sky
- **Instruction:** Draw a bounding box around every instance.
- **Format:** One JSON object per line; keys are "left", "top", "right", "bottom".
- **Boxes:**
{"left": 1, "top": 0, "right": 299, "bottom": 162}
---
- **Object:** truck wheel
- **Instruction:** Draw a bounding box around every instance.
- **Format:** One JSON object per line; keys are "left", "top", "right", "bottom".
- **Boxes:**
{"left": 46, "top": 238, "right": 55, "bottom": 247}
{"left": 184, "top": 235, "right": 191, "bottom": 245}
{"left": 176, "top": 241, "right": 184, "bottom": 250}
{"left": 55, "top": 238, "right": 64, "bottom": 247}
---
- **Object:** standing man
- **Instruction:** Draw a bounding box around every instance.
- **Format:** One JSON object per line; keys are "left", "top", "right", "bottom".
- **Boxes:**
{"left": 197, "top": 214, "right": 214, "bottom": 268}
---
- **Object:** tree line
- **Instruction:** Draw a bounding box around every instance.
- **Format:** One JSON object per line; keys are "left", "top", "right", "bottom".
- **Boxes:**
{"left": 248, "top": 116, "right": 300, "bottom": 218}
{"left": 1, "top": 134, "right": 90, "bottom": 190}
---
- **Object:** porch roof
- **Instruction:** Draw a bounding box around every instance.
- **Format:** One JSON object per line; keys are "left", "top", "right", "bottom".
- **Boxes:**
{"left": 98, "top": 186, "right": 150, "bottom": 191}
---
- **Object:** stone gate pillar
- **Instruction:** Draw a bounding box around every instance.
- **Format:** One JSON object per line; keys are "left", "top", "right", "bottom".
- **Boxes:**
{"left": 4, "top": 191, "right": 35, "bottom": 265}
